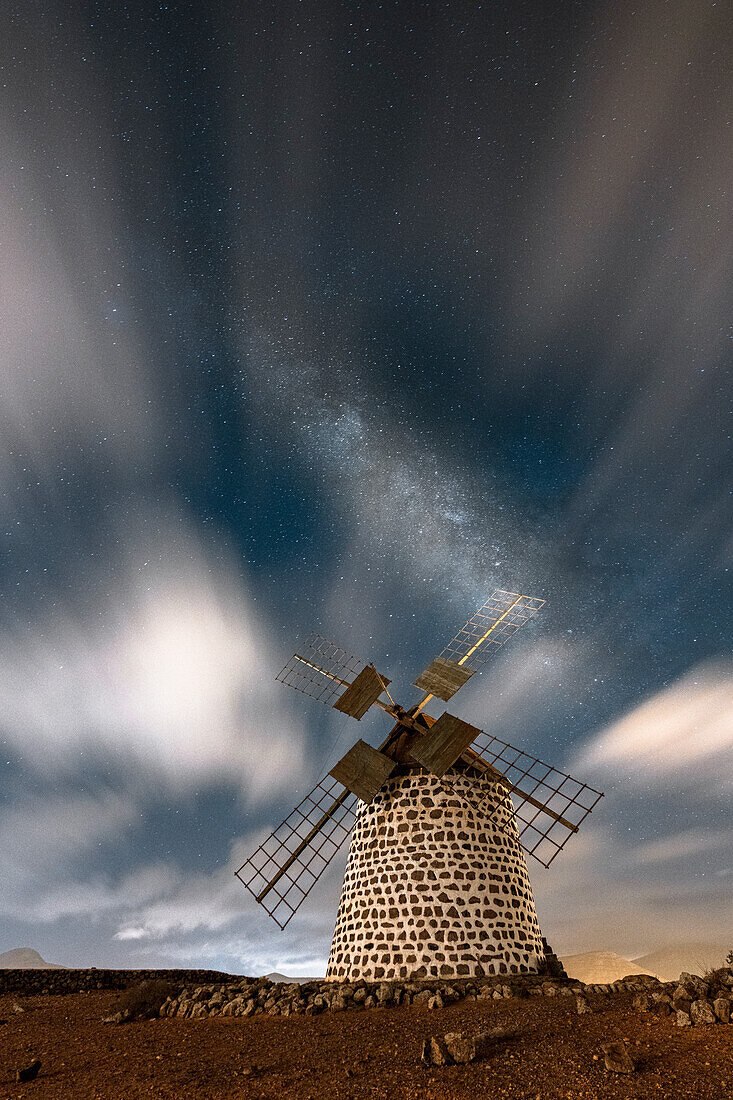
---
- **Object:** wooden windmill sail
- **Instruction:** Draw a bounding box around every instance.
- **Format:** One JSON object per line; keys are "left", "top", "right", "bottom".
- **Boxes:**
{"left": 236, "top": 590, "right": 603, "bottom": 979}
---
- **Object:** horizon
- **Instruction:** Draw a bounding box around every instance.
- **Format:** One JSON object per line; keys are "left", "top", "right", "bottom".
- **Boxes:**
{"left": 1, "top": 0, "right": 731, "bottom": 977}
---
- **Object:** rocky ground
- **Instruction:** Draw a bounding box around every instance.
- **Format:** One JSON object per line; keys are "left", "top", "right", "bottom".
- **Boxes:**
{"left": 1, "top": 969, "right": 732, "bottom": 1098}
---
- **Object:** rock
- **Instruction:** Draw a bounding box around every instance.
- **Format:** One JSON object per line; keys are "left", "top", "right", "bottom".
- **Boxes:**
{"left": 363, "top": 995, "right": 376, "bottom": 1009}
{"left": 443, "top": 1031, "right": 494, "bottom": 1065}
{"left": 576, "top": 995, "right": 591, "bottom": 1015}
{"left": 601, "top": 1041, "right": 635, "bottom": 1074}
{"left": 102, "top": 1010, "right": 125, "bottom": 1025}
{"left": 720, "top": 971, "right": 733, "bottom": 988}
{"left": 11, "top": 1001, "right": 26, "bottom": 1014}
{"left": 352, "top": 988, "right": 367, "bottom": 1004}
{"left": 690, "top": 999, "right": 716, "bottom": 1026}
{"left": 421, "top": 1037, "right": 451, "bottom": 1066}
{"left": 679, "top": 973, "right": 709, "bottom": 998}
{"left": 412, "top": 989, "right": 432, "bottom": 1006}
{"left": 713, "top": 996, "right": 731, "bottom": 1024}
{"left": 632, "top": 993, "right": 650, "bottom": 1013}
{"left": 676, "top": 1009, "right": 692, "bottom": 1027}
{"left": 376, "top": 983, "right": 392, "bottom": 1004}
{"left": 16, "top": 1060, "right": 41, "bottom": 1083}
{"left": 331, "top": 995, "right": 347, "bottom": 1012}
{"left": 428, "top": 993, "right": 444, "bottom": 1010}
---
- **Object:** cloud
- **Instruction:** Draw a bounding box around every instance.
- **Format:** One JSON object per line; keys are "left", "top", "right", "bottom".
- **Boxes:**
{"left": 629, "top": 828, "right": 733, "bottom": 867}
{"left": 576, "top": 661, "right": 733, "bottom": 784}
{"left": 0, "top": 791, "right": 136, "bottom": 914}
{"left": 0, "top": 509, "right": 307, "bottom": 800}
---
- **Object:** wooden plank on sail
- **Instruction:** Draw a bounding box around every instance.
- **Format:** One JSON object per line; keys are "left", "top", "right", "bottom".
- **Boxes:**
{"left": 328, "top": 740, "right": 396, "bottom": 803}
{"left": 413, "top": 657, "right": 475, "bottom": 701}
{"left": 333, "top": 665, "right": 390, "bottom": 720}
{"left": 410, "top": 711, "right": 481, "bottom": 776}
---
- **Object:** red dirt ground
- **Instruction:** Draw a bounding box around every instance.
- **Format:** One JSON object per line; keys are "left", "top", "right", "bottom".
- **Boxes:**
{"left": 2, "top": 988, "right": 732, "bottom": 1099}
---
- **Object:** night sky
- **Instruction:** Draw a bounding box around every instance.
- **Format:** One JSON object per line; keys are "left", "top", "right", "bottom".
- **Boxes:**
{"left": 1, "top": 0, "right": 731, "bottom": 975}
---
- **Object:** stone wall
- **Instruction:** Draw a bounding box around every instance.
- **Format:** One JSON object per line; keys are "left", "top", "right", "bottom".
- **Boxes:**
{"left": 0, "top": 968, "right": 234, "bottom": 996}
{"left": 327, "top": 766, "right": 545, "bottom": 981}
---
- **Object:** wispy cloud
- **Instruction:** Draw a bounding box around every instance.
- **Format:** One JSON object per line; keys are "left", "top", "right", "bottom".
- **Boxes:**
{"left": 577, "top": 661, "right": 733, "bottom": 784}
{"left": 629, "top": 828, "right": 733, "bottom": 866}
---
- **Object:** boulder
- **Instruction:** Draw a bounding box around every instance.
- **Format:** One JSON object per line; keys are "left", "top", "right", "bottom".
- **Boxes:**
{"left": 421, "top": 1037, "right": 451, "bottom": 1066}
{"left": 679, "top": 973, "right": 709, "bottom": 999}
{"left": 428, "top": 993, "right": 444, "bottom": 1010}
{"left": 690, "top": 999, "right": 716, "bottom": 1026}
{"left": 651, "top": 994, "right": 672, "bottom": 1017}
{"left": 576, "top": 995, "right": 591, "bottom": 1015}
{"left": 442, "top": 1031, "right": 496, "bottom": 1065}
{"left": 601, "top": 1041, "right": 635, "bottom": 1075}
{"left": 713, "top": 996, "right": 731, "bottom": 1024}
{"left": 676, "top": 1009, "right": 692, "bottom": 1027}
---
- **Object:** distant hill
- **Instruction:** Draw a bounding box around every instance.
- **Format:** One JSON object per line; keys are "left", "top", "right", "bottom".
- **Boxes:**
{"left": 561, "top": 951, "right": 656, "bottom": 984}
{"left": 264, "top": 971, "right": 323, "bottom": 984}
{"left": 0, "top": 947, "right": 66, "bottom": 969}
{"left": 632, "top": 943, "right": 731, "bottom": 983}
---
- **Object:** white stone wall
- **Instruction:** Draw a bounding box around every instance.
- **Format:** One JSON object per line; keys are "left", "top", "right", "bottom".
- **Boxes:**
{"left": 326, "top": 767, "right": 544, "bottom": 981}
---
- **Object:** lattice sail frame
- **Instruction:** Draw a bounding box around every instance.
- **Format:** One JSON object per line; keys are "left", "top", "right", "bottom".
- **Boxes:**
{"left": 443, "top": 730, "right": 603, "bottom": 868}
{"left": 275, "top": 635, "right": 369, "bottom": 707}
{"left": 439, "top": 590, "right": 545, "bottom": 672}
{"left": 235, "top": 775, "right": 358, "bottom": 929}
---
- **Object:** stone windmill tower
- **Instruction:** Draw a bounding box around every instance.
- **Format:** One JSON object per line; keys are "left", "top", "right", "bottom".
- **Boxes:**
{"left": 237, "top": 591, "right": 602, "bottom": 980}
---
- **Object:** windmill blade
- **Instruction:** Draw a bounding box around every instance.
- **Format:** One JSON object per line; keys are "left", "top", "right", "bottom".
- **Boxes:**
{"left": 276, "top": 634, "right": 392, "bottom": 718}
{"left": 413, "top": 590, "right": 545, "bottom": 706}
{"left": 329, "top": 739, "right": 396, "bottom": 802}
{"left": 442, "top": 730, "right": 603, "bottom": 868}
{"left": 235, "top": 775, "right": 358, "bottom": 929}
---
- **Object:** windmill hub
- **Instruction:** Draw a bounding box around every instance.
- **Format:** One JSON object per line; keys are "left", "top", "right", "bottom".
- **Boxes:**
{"left": 236, "top": 591, "right": 603, "bottom": 982}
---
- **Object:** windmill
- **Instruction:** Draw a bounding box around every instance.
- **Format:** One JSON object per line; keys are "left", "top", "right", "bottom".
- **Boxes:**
{"left": 236, "top": 590, "right": 603, "bottom": 980}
